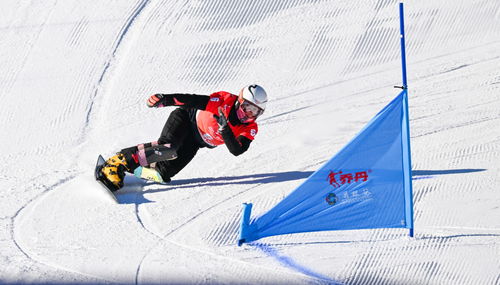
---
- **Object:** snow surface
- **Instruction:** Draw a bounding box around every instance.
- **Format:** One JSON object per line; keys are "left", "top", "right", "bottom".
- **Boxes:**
{"left": 1, "top": 0, "right": 500, "bottom": 284}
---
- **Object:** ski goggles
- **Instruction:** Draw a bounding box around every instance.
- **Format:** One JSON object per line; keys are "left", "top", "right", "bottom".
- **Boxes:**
{"left": 240, "top": 100, "right": 264, "bottom": 119}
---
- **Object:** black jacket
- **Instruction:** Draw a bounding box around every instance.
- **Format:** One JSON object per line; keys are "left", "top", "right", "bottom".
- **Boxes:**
{"left": 157, "top": 93, "right": 252, "bottom": 156}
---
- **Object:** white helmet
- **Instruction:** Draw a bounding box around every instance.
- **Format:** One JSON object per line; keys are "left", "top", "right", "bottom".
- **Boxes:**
{"left": 238, "top": 85, "right": 268, "bottom": 112}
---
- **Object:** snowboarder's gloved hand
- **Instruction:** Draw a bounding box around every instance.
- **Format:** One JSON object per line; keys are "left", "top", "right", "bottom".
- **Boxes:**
{"left": 147, "top": 94, "right": 187, "bottom": 108}
{"left": 213, "top": 107, "right": 228, "bottom": 132}
{"left": 147, "top": 94, "right": 166, "bottom": 108}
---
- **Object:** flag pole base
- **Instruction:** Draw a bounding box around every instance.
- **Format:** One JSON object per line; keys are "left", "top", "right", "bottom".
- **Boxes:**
{"left": 238, "top": 203, "right": 253, "bottom": 246}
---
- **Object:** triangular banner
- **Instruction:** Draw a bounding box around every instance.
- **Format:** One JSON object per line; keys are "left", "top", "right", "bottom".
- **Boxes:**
{"left": 239, "top": 90, "right": 414, "bottom": 245}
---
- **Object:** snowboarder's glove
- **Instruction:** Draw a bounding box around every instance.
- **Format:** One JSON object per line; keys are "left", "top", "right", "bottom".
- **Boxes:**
{"left": 147, "top": 94, "right": 188, "bottom": 108}
{"left": 213, "top": 107, "right": 228, "bottom": 132}
{"left": 147, "top": 94, "right": 166, "bottom": 108}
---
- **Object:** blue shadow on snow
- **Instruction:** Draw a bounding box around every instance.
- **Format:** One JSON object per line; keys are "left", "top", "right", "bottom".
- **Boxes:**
{"left": 142, "top": 170, "right": 315, "bottom": 194}
{"left": 115, "top": 168, "right": 486, "bottom": 203}
{"left": 251, "top": 243, "right": 343, "bottom": 284}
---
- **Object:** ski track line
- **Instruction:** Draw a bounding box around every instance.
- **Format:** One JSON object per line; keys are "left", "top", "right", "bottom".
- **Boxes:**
{"left": 80, "top": 0, "right": 150, "bottom": 143}
{"left": 271, "top": 38, "right": 500, "bottom": 116}
{"left": 134, "top": 166, "right": 330, "bottom": 283}
{"left": 413, "top": 114, "right": 500, "bottom": 139}
{"left": 9, "top": 2, "right": 152, "bottom": 282}
{"left": 133, "top": 180, "right": 330, "bottom": 284}
{"left": 134, "top": 235, "right": 330, "bottom": 284}
{"left": 10, "top": 172, "right": 112, "bottom": 283}
{"left": 133, "top": 182, "right": 269, "bottom": 284}
{"left": 341, "top": 233, "right": 450, "bottom": 285}
{"left": 165, "top": 238, "right": 333, "bottom": 284}
{"left": 0, "top": 1, "right": 58, "bottom": 101}
{"left": 275, "top": 40, "right": 500, "bottom": 109}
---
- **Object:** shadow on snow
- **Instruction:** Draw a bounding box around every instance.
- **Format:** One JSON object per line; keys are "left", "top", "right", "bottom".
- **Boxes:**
{"left": 412, "top": 168, "right": 486, "bottom": 180}
{"left": 116, "top": 170, "right": 314, "bottom": 204}
{"left": 116, "top": 168, "right": 486, "bottom": 203}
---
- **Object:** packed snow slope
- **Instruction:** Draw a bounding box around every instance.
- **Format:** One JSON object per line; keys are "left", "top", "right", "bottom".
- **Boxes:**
{"left": 1, "top": 0, "right": 499, "bottom": 284}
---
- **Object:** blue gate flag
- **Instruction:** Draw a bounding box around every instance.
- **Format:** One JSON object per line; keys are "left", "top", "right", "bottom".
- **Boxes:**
{"left": 239, "top": 90, "right": 414, "bottom": 245}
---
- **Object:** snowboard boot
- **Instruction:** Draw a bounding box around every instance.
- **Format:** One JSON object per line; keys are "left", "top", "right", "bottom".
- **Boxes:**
{"left": 101, "top": 153, "right": 130, "bottom": 189}
{"left": 133, "top": 165, "right": 169, "bottom": 183}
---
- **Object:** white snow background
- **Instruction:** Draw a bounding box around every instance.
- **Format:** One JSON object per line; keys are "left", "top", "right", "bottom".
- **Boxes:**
{"left": 1, "top": 0, "right": 499, "bottom": 284}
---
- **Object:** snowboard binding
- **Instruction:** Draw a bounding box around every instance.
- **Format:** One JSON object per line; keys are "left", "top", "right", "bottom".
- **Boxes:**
{"left": 95, "top": 155, "right": 121, "bottom": 192}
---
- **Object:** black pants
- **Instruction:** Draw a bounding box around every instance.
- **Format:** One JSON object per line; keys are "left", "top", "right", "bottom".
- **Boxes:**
{"left": 121, "top": 108, "right": 202, "bottom": 181}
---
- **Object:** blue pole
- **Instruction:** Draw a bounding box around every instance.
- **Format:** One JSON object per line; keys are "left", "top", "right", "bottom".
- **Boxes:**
{"left": 238, "top": 203, "right": 253, "bottom": 246}
{"left": 403, "top": 90, "right": 414, "bottom": 238}
{"left": 399, "top": 2, "right": 414, "bottom": 237}
{"left": 399, "top": 2, "right": 408, "bottom": 89}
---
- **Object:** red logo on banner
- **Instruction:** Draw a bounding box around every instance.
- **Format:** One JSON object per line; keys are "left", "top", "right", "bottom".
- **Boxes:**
{"left": 327, "top": 170, "right": 370, "bottom": 188}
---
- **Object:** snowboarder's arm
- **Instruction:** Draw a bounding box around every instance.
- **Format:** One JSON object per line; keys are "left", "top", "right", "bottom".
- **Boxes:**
{"left": 213, "top": 108, "right": 251, "bottom": 156}
{"left": 221, "top": 132, "right": 252, "bottom": 156}
{"left": 147, "top": 93, "right": 209, "bottom": 109}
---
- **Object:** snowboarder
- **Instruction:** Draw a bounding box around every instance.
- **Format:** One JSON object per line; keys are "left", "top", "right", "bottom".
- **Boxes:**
{"left": 98, "top": 84, "right": 268, "bottom": 191}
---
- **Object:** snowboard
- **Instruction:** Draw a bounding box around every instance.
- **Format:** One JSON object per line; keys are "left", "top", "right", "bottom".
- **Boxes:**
{"left": 94, "top": 155, "right": 119, "bottom": 203}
